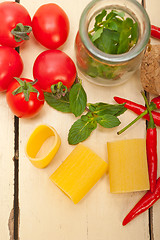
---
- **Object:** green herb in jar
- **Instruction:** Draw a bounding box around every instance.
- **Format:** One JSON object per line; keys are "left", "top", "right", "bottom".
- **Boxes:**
{"left": 89, "top": 10, "right": 138, "bottom": 54}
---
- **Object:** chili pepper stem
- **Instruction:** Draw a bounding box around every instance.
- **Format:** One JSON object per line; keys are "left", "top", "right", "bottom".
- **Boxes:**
{"left": 117, "top": 98, "right": 157, "bottom": 135}
{"left": 117, "top": 109, "right": 148, "bottom": 135}
{"left": 141, "top": 91, "right": 155, "bottom": 128}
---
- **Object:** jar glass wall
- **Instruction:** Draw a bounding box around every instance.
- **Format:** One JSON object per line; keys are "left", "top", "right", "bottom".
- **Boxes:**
{"left": 75, "top": 0, "right": 151, "bottom": 86}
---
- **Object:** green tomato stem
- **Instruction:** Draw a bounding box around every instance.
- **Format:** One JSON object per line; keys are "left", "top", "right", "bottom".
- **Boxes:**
{"left": 11, "top": 23, "right": 32, "bottom": 42}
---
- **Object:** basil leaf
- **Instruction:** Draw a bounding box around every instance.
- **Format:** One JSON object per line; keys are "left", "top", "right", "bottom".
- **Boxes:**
{"left": 89, "top": 102, "right": 109, "bottom": 112}
{"left": 114, "top": 106, "right": 127, "bottom": 116}
{"left": 105, "top": 11, "right": 117, "bottom": 21}
{"left": 107, "top": 21, "right": 119, "bottom": 31}
{"left": 112, "top": 10, "right": 125, "bottom": 19}
{"left": 97, "top": 114, "right": 121, "bottom": 128}
{"left": 89, "top": 102, "right": 127, "bottom": 116}
{"left": 91, "top": 27, "right": 104, "bottom": 42}
{"left": 94, "top": 28, "right": 119, "bottom": 54}
{"left": 89, "top": 9, "right": 138, "bottom": 57}
{"left": 117, "top": 18, "right": 134, "bottom": 54}
{"left": 68, "top": 118, "right": 97, "bottom": 145}
{"left": 44, "top": 92, "right": 71, "bottom": 113}
{"left": 131, "top": 22, "right": 138, "bottom": 44}
{"left": 88, "top": 104, "right": 96, "bottom": 112}
{"left": 94, "top": 9, "right": 106, "bottom": 31}
{"left": 69, "top": 83, "right": 87, "bottom": 117}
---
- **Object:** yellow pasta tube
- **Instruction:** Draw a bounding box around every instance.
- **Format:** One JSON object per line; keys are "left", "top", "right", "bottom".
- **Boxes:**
{"left": 50, "top": 143, "right": 108, "bottom": 204}
{"left": 107, "top": 138, "right": 150, "bottom": 193}
{"left": 25, "top": 124, "right": 61, "bottom": 168}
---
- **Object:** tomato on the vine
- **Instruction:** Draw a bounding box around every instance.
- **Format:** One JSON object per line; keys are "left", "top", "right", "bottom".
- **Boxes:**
{"left": 32, "top": 3, "right": 69, "bottom": 49}
{"left": 0, "top": 1, "right": 32, "bottom": 48}
{"left": 0, "top": 46, "right": 23, "bottom": 92}
{"left": 33, "top": 49, "right": 77, "bottom": 92}
{"left": 6, "top": 78, "right": 44, "bottom": 118}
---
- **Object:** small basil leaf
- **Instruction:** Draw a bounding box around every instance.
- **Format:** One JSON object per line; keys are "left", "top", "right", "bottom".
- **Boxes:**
{"left": 44, "top": 92, "right": 71, "bottom": 113}
{"left": 88, "top": 103, "right": 97, "bottom": 112}
{"left": 69, "top": 83, "right": 87, "bottom": 117}
{"left": 94, "top": 9, "right": 107, "bottom": 31}
{"left": 105, "top": 11, "right": 117, "bottom": 21}
{"left": 112, "top": 10, "right": 125, "bottom": 19}
{"left": 68, "top": 118, "right": 97, "bottom": 145}
{"left": 97, "top": 114, "right": 121, "bottom": 128}
{"left": 91, "top": 27, "right": 104, "bottom": 42}
{"left": 117, "top": 37, "right": 130, "bottom": 54}
{"left": 124, "top": 17, "right": 134, "bottom": 29}
{"left": 131, "top": 22, "right": 138, "bottom": 44}
{"left": 87, "top": 112, "right": 94, "bottom": 118}
{"left": 107, "top": 21, "right": 119, "bottom": 31}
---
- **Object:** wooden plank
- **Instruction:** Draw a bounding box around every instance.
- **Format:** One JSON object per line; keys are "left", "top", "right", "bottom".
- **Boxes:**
{"left": 19, "top": 0, "right": 150, "bottom": 239}
{"left": 145, "top": 1, "right": 160, "bottom": 239}
{"left": 0, "top": 92, "right": 14, "bottom": 239}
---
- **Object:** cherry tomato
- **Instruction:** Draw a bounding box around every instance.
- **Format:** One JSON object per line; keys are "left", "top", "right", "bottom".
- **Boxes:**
{"left": 32, "top": 3, "right": 69, "bottom": 49}
{"left": 0, "top": 1, "right": 32, "bottom": 48}
{"left": 33, "top": 50, "right": 77, "bottom": 92}
{"left": 6, "top": 78, "right": 44, "bottom": 118}
{"left": 0, "top": 46, "right": 23, "bottom": 92}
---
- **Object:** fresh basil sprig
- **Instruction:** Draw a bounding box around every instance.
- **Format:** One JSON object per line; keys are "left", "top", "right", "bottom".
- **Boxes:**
{"left": 68, "top": 102, "right": 126, "bottom": 145}
{"left": 86, "top": 10, "right": 138, "bottom": 80}
{"left": 44, "top": 81, "right": 126, "bottom": 145}
{"left": 44, "top": 82, "right": 87, "bottom": 116}
{"left": 89, "top": 9, "right": 138, "bottom": 55}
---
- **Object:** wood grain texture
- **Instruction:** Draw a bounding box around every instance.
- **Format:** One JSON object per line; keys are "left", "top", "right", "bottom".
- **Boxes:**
{"left": 0, "top": 92, "right": 14, "bottom": 239}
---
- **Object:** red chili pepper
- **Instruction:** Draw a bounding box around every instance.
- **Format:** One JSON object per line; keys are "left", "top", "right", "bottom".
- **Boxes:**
{"left": 123, "top": 177, "right": 160, "bottom": 226}
{"left": 151, "top": 25, "right": 160, "bottom": 39}
{"left": 142, "top": 92, "right": 157, "bottom": 193}
{"left": 114, "top": 96, "right": 160, "bottom": 127}
{"left": 146, "top": 127, "right": 157, "bottom": 192}
{"left": 151, "top": 95, "right": 160, "bottom": 108}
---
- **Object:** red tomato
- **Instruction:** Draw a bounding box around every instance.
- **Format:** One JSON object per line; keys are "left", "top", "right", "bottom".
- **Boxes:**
{"left": 0, "top": 1, "right": 32, "bottom": 48}
{"left": 0, "top": 46, "right": 23, "bottom": 92}
{"left": 33, "top": 50, "right": 77, "bottom": 92}
{"left": 6, "top": 78, "right": 44, "bottom": 118}
{"left": 32, "top": 3, "right": 69, "bottom": 49}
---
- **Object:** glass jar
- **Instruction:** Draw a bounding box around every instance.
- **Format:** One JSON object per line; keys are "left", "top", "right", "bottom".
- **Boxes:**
{"left": 75, "top": 0, "right": 151, "bottom": 86}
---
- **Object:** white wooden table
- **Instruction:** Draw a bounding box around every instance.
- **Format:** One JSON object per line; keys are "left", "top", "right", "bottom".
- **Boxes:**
{"left": 0, "top": 0, "right": 160, "bottom": 239}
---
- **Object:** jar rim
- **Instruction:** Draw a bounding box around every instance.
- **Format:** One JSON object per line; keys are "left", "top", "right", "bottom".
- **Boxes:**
{"left": 79, "top": 0, "right": 151, "bottom": 64}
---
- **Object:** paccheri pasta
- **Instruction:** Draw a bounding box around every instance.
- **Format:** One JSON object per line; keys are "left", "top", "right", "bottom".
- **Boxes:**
{"left": 107, "top": 138, "right": 150, "bottom": 193}
{"left": 50, "top": 144, "right": 108, "bottom": 204}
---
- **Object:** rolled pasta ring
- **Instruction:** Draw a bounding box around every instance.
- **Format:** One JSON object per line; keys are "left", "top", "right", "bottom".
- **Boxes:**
{"left": 25, "top": 124, "right": 61, "bottom": 168}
